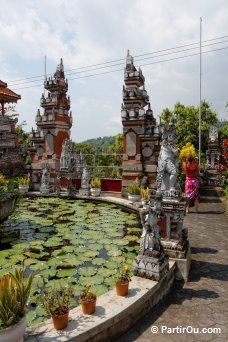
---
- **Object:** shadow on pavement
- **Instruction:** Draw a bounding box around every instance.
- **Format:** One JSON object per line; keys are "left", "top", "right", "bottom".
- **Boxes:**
{"left": 191, "top": 247, "right": 218, "bottom": 254}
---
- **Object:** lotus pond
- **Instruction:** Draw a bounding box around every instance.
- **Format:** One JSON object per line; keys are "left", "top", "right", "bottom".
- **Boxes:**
{"left": 0, "top": 197, "right": 141, "bottom": 326}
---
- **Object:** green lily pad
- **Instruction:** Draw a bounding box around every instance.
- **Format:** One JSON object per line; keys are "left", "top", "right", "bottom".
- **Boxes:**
{"left": 91, "top": 258, "right": 107, "bottom": 266}
{"left": 56, "top": 269, "right": 77, "bottom": 278}
{"left": 78, "top": 267, "right": 97, "bottom": 277}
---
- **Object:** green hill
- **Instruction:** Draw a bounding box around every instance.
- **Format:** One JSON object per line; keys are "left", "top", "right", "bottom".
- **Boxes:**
{"left": 81, "top": 136, "right": 116, "bottom": 151}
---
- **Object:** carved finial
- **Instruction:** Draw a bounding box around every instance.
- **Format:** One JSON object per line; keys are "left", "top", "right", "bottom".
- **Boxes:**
{"left": 37, "top": 109, "right": 40, "bottom": 115}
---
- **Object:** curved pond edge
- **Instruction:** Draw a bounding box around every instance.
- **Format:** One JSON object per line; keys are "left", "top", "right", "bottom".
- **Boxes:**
{"left": 0, "top": 193, "right": 18, "bottom": 223}
{"left": 26, "top": 261, "right": 176, "bottom": 342}
{"left": 21, "top": 193, "right": 178, "bottom": 341}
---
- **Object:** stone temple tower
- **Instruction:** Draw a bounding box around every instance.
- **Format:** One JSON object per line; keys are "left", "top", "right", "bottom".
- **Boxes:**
{"left": 121, "top": 50, "right": 160, "bottom": 194}
{"left": 28, "top": 58, "right": 72, "bottom": 190}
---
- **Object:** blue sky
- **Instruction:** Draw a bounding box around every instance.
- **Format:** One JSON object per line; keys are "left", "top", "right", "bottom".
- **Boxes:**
{"left": 1, "top": 0, "right": 228, "bottom": 142}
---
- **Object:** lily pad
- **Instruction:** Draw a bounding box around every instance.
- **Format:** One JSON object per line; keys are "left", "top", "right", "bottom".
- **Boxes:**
{"left": 78, "top": 267, "right": 97, "bottom": 277}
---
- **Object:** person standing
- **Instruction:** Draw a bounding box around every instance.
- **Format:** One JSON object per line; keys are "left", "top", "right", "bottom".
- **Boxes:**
{"left": 183, "top": 155, "right": 200, "bottom": 213}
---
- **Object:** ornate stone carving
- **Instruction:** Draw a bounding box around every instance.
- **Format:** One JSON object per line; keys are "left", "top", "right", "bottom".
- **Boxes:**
{"left": 60, "top": 139, "right": 71, "bottom": 170}
{"left": 134, "top": 194, "right": 169, "bottom": 281}
{"left": 40, "top": 163, "right": 51, "bottom": 194}
{"left": 79, "top": 166, "right": 90, "bottom": 196}
{"left": 156, "top": 120, "right": 180, "bottom": 198}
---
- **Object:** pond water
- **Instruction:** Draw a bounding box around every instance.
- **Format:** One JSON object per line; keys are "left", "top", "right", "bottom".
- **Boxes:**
{"left": 0, "top": 197, "right": 141, "bottom": 326}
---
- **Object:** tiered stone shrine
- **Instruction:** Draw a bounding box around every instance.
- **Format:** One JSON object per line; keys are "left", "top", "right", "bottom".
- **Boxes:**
{"left": 28, "top": 59, "right": 72, "bottom": 190}
{"left": 0, "top": 80, "right": 24, "bottom": 176}
{"left": 121, "top": 51, "right": 160, "bottom": 194}
{"left": 203, "top": 126, "right": 224, "bottom": 186}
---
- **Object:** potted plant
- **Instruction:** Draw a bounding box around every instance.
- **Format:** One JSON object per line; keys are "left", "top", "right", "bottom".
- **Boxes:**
{"left": 41, "top": 286, "right": 74, "bottom": 330}
{"left": 140, "top": 187, "right": 150, "bottom": 208}
{"left": 127, "top": 178, "right": 141, "bottom": 202}
{"left": 79, "top": 284, "right": 97, "bottom": 315}
{"left": 18, "top": 178, "right": 29, "bottom": 194}
{"left": 0, "top": 175, "right": 8, "bottom": 191}
{"left": 90, "top": 178, "right": 101, "bottom": 197}
{"left": 115, "top": 264, "right": 131, "bottom": 296}
{"left": 0, "top": 267, "right": 34, "bottom": 342}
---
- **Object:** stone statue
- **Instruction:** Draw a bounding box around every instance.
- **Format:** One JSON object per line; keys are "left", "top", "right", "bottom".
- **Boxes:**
{"left": 40, "top": 163, "right": 51, "bottom": 194}
{"left": 60, "top": 139, "right": 71, "bottom": 170}
{"left": 140, "top": 194, "right": 163, "bottom": 255}
{"left": 156, "top": 120, "right": 180, "bottom": 197}
{"left": 134, "top": 193, "right": 169, "bottom": 280}
{"left": 79, "top": 166, "right": 90, "bottom": 196}
{"left": 209, "top": 126, "right": 218, "bottom": 143}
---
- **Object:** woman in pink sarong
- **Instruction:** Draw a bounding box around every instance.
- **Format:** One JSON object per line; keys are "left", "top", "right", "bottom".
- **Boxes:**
{"left": 183, "top": 155, "right": 200, "bottom": 213}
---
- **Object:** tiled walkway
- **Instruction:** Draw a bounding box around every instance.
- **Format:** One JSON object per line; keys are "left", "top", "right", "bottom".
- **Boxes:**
{"left": 118, "top": 200, "right": 228, "bottom": 342}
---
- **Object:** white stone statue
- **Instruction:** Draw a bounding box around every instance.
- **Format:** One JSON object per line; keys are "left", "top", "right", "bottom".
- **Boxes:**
{"left": 209, "top": 126, "right": 218, "bottom": 143}
{"left": 140, "top": 195, "right": 163, "bottom": 253}
{"left": 156, "top": 120, "right": 180, "bottom": 196}
{"left": 60, "top": 139, "right": 71, "bottom": 170}
{"left": 40, "top": 163, "right": 51, "bottom": 194}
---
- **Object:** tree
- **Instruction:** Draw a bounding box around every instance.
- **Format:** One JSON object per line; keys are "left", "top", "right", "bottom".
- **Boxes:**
{"left": 161, "top": 101, "right": 218, "bottom": 153}
{"left": 108, "top": 133, "right": 123, "bottom": 154}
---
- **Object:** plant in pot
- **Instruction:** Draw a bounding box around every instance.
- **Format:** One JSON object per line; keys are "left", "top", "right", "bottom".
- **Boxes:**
{"left": 140, "top": 187, "right": 150, "bottom": 208}
{"left": 90, "top": 178, "right": 101, "bottom": 197}
{"left": 0, "top": 175, "right": 8, "bottom": 191}
{"left": 114, "top": 264, "right": 131, "bottom": 296}
{"left": 127, "top": 178, "right": 141, "bottom": 202}
{"left": 0, "top": 267, "right": 34, "bottom": 342}
{"left": 41, "top": 286, "right": 74, "bottom": 330}
{"left": 79, "top": 284, "right": 97, "bottom": 315}
{"left": 18, "top": 178, "right": 29, "bottom": 194}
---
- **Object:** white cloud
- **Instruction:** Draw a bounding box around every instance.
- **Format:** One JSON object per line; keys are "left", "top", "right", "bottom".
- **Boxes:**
{"left": 0, "top": 0, "right": 227, "bottom": 143}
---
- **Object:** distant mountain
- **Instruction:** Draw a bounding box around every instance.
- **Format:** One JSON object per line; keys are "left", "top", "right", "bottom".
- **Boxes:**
{"left": 81, "top": 136, "right": 116, "bottom": 151}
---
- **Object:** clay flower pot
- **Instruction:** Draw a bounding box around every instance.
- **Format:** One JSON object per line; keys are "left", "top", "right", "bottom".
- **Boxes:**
{"left": 51, "top": 311, "right": 69, "bottom": 330}
{"left": 115, "top": 281, "right": 129, "bottom": 296}
{"left": 80, "top": 298, "right": 96, "bottom": 315}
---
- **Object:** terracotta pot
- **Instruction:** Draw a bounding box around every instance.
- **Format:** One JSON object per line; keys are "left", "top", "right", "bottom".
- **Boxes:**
{"left": 51, "top": 311, "right": 69, "bottom": 330}
{"left": 115, "top": 281, "right": 129, "bottom": 296}
{"left": 0, "top": 317, "right": 26, "bottom": 342}
{"left": 80, "top": 298, "right": 96, "bottom": 315}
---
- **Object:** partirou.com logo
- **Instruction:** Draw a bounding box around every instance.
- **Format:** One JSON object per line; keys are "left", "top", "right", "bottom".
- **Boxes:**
{"left": 151, "top": 325, "right": 221, "bottom": 334}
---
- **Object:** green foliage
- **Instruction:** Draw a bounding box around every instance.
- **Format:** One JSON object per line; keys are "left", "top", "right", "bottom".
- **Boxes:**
{"left": 140, "top": 187, "right": 150, "bottom": 201}
{"left": 0, "top": 267, "right": 34, "bottom": 329}
{"left": 161, "top": 101, "right": 218, "bottom": 152}
{"left": 114, "top": 264, "right": 131, "bottom": 283}
{"left": 41, "top": 286, "right": 74, "bottom": 316}
{"left": 127, "top": 179, "right": 140, "bottom": 195}
{"left": 79, "top": 284, "right": 96, "bottom": 302}
{"left": 90, "top": 178, "right": 101, "bottom": 188}
{"left": 73, "top": 142, "right": 96, "bottom": 154}
{"left": 15, "top": 126, "right": 30, "bottom": 162}
{"left": 80, "top": 136, "right": 116, "bottom": 152}
{"left": 218, "top": 123, "right": 228, "bottom": 150}
{"left": 18, "top": 177, "right": 29, "bottom": 186}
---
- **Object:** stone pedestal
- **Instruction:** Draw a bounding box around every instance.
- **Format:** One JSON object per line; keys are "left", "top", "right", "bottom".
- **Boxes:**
{"left": 168, "top": 243, "right": 191, "bottom": 282}
{"left": 134, "top": 253, "right": 169, "bottom": 281}
{"left": 79, "top": 188, "right": 90, "bottom": 196}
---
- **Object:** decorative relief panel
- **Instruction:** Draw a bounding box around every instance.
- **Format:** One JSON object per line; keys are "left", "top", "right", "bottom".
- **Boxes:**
{"left": 126, "top": 131, "right": 136, "bottom": 156}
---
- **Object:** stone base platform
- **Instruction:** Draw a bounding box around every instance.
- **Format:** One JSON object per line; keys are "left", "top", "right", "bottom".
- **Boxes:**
{"left": 134, "top": 253, "right": 169, "bottom": 281}
{"left": 25, "top": 261, "right": 176, "bottom": 342}
{"left": 169, "top": 243, "right": 191, "bottom": 282}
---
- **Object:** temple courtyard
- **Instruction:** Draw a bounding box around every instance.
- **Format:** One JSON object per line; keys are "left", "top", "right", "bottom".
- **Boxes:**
{"left": 119, "top": 199, "right": 228, "bottom": 342}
